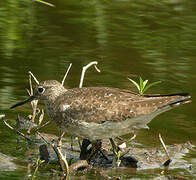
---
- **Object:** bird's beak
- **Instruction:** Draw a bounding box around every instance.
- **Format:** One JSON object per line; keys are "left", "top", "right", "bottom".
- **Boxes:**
{"left": 10, "top": 95, "right": 36, "bottom": 109}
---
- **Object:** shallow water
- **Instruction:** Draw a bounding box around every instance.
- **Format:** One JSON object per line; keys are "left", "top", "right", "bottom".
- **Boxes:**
{"left": 0, "top": 0, "right": 196, "bottom": 179}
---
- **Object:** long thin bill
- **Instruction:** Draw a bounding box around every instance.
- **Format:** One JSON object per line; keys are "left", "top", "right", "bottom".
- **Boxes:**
{"left": 10, "top": 96, "right": 35, "bottom": 109}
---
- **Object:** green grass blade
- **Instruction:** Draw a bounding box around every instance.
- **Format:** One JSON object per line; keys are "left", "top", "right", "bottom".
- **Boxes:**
{"left": 143, "top": 80, "right": 148, "bottom": 90}
{"left": 143, "top": 81, "right": 162, "bottom": 93}
{"left": 128, "top": 78, "right": 140, "bottom": 92}
{"left": 139, "top": 76, "right": 144, "bottom": 92}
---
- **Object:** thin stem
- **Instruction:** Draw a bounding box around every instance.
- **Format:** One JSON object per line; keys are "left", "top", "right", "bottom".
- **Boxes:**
{"left": 34, "top": 121, "right": 51, "bottom": 132}
{"left": 128, "top": 134, "right": 136, "bottom": 142}
{"left": 38, "top": 109, "right": 45, "bottom": 125}
{"left": 27, "top": 74, "right": 39, "bottom": 125}
{"left": 61, "top": 63, "right": 72, "bottom": 86}
{"left": 159, "top": 134, "right": 170, "bottom": 159}
{"left": 36, "top": 132, "right": 50, "bottom": 145}
{"left": 28, "top": 71, "right": 39, "bottom": 85}
{"left": 29, "top": 75, "right": 33, "bottom": 95}
{"left": 37, "top": 132, "right": 69, "bottom": 179}
{"left": 79, "top": 61, "right": 100, "bottom": 88}
{"left": 56, "top": 146, "right": 69, "bottom": 179}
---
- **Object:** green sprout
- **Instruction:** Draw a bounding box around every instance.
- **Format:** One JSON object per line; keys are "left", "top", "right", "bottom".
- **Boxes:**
{"left": 128, "top": 76, "right": 161, "bottom": 95}
{"left": 32, "top": 158, "right": 45, "bottom": 180}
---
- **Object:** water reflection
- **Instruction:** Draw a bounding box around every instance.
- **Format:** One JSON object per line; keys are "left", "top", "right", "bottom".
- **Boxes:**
{"left": 106, "top": 0, "right": 196, "bottom": 89}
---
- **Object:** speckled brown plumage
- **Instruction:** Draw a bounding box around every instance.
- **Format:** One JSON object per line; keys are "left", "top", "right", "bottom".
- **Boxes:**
{"left": 53, "top": 87, "right": 178, "bottom": 123}
{"left": 11, "top": 80, "right": 191, "bottom": 140}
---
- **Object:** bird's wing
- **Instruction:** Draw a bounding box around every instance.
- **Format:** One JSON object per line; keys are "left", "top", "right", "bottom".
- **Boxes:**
{"left": 56, "top": 87, "right": 189, "bottom": 124}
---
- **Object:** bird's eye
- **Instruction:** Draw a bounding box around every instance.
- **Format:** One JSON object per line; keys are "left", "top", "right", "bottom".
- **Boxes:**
{"left": 38, "top": 87, "right": 45, "bottom": 94}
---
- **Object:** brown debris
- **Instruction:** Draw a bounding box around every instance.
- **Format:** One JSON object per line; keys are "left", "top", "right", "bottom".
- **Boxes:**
{"left": 69, "top": 160, "right": 88, "bottom": 172}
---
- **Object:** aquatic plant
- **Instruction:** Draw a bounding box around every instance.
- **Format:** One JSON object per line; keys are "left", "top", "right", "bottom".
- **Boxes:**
{"left": 32, "top": 158, "right": 45, "bottom": 180}
{"left": 128, "top": 76, "right": 161, "bottom": 95}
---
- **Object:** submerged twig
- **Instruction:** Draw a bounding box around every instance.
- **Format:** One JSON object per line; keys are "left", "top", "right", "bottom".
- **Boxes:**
{"left": 55, "top": 146, "right": 69, "bottom": 179}
{"left": 36, "top": 132, "right": 50, "bottom": 145}
{"left": 159, "top": 134, "right": 172, "bottom": 167}
{"left": 62, "top": 63, "right": 72, "bottom": 86}
{"left": 79, "top": 61, "right": 101, "bottom": 88}
{"left": 56, "top": 132, "right": 69, "bottom": 179}
{"left": 37, "top": 132, "right": 69, "bottom": 179}
{"left": 34, "top": 121, "right": 51, "bottom": 132}
{"left": 159, "top": 134, "right": 170, "bottom": 159}
{"left": 69, "top": 160, "right": 88, "bottom": 172}
{"left": 129, "top": 134, "right": 137, "bottom": 142}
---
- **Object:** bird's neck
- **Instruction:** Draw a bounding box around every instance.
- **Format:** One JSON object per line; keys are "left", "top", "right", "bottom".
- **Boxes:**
{"left": 43, "top": 89, "right": 67, "bottom": 119}
{"left": 45, "top": 88, "right": 67, "bottom": 102}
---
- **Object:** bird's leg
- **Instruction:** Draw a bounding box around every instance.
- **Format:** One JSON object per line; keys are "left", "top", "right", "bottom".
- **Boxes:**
{"left": 109, "top": 138, "right": 118, "bottom": 155}
{"left": 80, "top": 139, "right": 103, "bottom": 162}
{"left": 159, "top": 134, "right": 172, "bottom": 168}
{"left": 80, "top": 139, "right": 91, "bottom": 160}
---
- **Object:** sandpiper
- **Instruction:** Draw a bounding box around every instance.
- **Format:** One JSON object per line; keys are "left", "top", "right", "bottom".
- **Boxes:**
{"left": 11, "top": 80, "right": 191, "bottom": 141}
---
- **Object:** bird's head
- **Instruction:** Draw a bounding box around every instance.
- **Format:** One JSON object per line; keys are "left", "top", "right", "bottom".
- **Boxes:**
{"left": 10, "top": 80, "right": 66, "bottom": 109}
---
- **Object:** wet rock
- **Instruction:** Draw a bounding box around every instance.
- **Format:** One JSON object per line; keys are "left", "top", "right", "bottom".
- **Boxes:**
{"left": 69, "top": 160, "right": 88, "bottom": 172}
{"left": 0, "top": 152, "right": 18, "bottom": 171}
{"left": 120, "top": 156, "right": 138, "bottom": 168}
{"left": 39, "top": 144, "right": 50, "bottom": 163}
{"left": 127, "top": 141, "right": 194, "bottom": 170}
